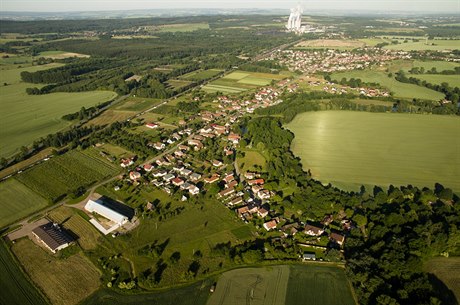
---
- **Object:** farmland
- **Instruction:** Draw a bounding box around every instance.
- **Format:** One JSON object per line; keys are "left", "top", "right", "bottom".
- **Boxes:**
{"left": 0, "top": 239, "right": 49, "bottom": 305}
{"left": 330, "top": 70, "right": 444, "bottom": 100}
{"left": 207, "top": 264, "right": 355, "bottom": 305}
{"left": 408, "top": 74, "right": 460, "bottom": 88}
{"left": 16, "top": 150, "right": 118, "bottom": 201}
{"left": 295, "top": 39, "right": 365, "bottom": 50}
{"left": 114, "top": 97, "right": 162, "bottom": 112}
{"left": 0, "top": 63, "right": 117, "bottom": 157}
{"left": 384, "top": 39, "right": 460, "bottom": 51}
{"left": 286, "top": 111, "right": 460, "bottom": 193}
{"left": 38, "top": 50, "right": 90, "bottom": 59}
{"left": 0, "top": 179, "right": 49, "bottom": 228}
{"left": 424, "top": 257, "right": 460, "bottom": 304}
{"left": 12, "top": 238, "right": 101, "bottom": 305}
{"left": 202, "top": 71, "right": 285, "bottom": 93}
{"left": 285, "top": 265, "right": 355, "bottom": 305}
{"left": 179, "top": 69, "right": 223, "bottom": 81}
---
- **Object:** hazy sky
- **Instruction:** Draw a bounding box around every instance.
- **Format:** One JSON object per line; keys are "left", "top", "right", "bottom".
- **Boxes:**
{"left": 1, "top": 0, "right": 459, "bottom": 12}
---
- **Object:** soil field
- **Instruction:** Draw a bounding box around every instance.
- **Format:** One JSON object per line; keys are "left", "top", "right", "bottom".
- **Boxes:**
{"left": 12, "top": 238, "right": 101, "bottom": 305}
{"left": 296, "top": 39, "right": 365, "bottom": 49}
{"left": 286, "top": 111, "right": 460, "bottom": 194}
{"left": 0, "top": 239, "right": 49, "bottom": 305}
{"left": 0, "top": 179, "right": 49, "bottom": 228}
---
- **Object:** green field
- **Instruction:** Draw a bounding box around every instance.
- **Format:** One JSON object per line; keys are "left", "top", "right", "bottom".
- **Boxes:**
{"left": 0, "top": 63, "right": 117, "bottom": 157}
{"left": 115, "top": 97, "right": 162, "bottom": 112}
{"left": 286, "top": 111, "right": 460, "bottom": 193}
{"left": 207, "top": 265, "right": 355, "bottom": 305}
{"left": 411, "top": 60, "right": 460, "bottom": 72}
{"left": 237, "top": 150, "right": 267, "bottom": 173}
{"left": 202, "top": 71, "right": 285, "bottom": 93}
{"left": 167, "top": 79, "right": 193, "bottom": 90}
{"left": 16, "top": 150, "right": 118, "bottom": 201}
{"left": 12, "top": 238, "right": 101, "bottom": 305}
{"left": 180, "top": 69, "right": 223, "bottom": 81}
{"left": 83, "top": 280, "right": 212, "bottom": 305}
{"left": 0, "top": 239, "right": 49, "bottom": 305}
{"left": 0, "top": 179, "right": 49, "bottom": 228}
{"left": 156, "top": 23, "right": 210, "bottom": 33}
{"left": 424, "top": 257, "right": 460, "bottom": 304}
{"left": 331, "top": 70, "right": 444, "bottom": 100}
{"left": 385, "top": 39, "right": 460, "bottom": 51}
{"left": 408, "top": 74, "right": 460, "bottom": 88}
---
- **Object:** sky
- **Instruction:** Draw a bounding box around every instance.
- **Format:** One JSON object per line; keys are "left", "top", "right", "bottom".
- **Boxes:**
{"left": 0, "top": 0, "right": 459, "bottom": 13}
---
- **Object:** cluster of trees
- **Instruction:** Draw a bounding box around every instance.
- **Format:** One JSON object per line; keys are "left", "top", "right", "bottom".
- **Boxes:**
{"left": 409, "top": 66, "right": 460, "bottom": 75}
{"left": 177, "top": 101, "right": 200, "bottom": 113}
{"left": 62, "top": 102, "right": 112, "bottom": 121}
{"left": 327, "top": 76, "right": 382, "bottom": 89}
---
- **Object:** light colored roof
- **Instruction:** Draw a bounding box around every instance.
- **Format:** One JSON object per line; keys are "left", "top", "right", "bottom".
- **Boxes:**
{"left": 85, "top": 199, "right": 129, "bottom": 225}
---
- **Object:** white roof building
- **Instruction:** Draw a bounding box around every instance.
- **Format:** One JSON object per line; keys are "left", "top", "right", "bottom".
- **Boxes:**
{"left": 85, "top": 199, "right": 129, "bottom": 226}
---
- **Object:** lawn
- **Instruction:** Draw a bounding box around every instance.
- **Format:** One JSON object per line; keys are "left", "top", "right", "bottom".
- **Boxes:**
{"left": 207, "top": 265, "right": 290, "bottom": 305}
{"left": 0, "top": 239, "right": 49, "bottom": 305}
{"left": 285, "top": 265, "right": 356, "bottom": 305}
{"left": 12, "top": 238, "right": 101, "bottom": 305}
{"left": 0, "top": 63, "right": 117, "bottom": 157}
{"left": 0, "top": 179, "right": 49, "bottom": 228}
{"left": 424, "top": 257, "right": 460, "bottom": 304}
{"left": 202, "top": 71, "right": 285, "bottom": 94}
{"left": 286, "top": 111, "right": 460, "bottom": 194}
{"left": 16, "top": 150, "right": 118, "bottom": 202}
{"left": 331, "top": 69, "right": 444, "bottom": 100}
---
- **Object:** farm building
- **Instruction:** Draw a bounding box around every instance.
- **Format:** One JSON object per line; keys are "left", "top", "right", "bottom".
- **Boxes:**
{"left": 32, "top": 222, "right": 75, "bottom": 253}
{"left": 85, "top": 198, "right": 133, "bottom": 235}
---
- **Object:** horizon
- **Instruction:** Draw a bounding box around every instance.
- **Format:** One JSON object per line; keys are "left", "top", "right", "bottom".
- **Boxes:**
{"left": 1, "top": 0, "right": 459, "bottom": 13}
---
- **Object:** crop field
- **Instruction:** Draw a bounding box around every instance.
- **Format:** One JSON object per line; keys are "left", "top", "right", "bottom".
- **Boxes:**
{"left": 12, "top": 238, "right": 101, "bottom": 305}
{"left": 331, "top": 70, "right": 444, "bottom": 100}
{"left": 16, "top": 150, "right": 118, "bottom": 201}
{"left": 63, "top": 213, "right": 102, "bottom": 250}
{"left": 286, "top": 111, "right": 460, "bottom": 193}
{"left": 285, "top": 265, "right": 355, "bottom": 305}
{"left": 296, "top": 39, "right": 365, "bottom": 49}
{"left": 114, "top": 97, "right": 162, "bottom": 112}
{"left": 166, "top": 79, "right": 193, "bottom": 90}
{"left": 85, "top": 109, "right": 135, "bottom": 127}
{"left": 155, "top": 23, "right": 210, "bottom": 33}
{"left": 180, "top": 69, "right": 223, "bottom": 81}
{"left": 0, "top": 179, "right": 49, "bottom": 228}
{"left": 38, "top": 50, "right": 90, "bottom": 59}
{"left": 207, "top": 266, "right": 290, "bottom": 305}
{"left": 409, "top": 74, "right": 460, "bottom": 88}
{"left": 202, "top": 71, "right": 285, "bottom": 93}
{"left": 0, "top": 239, "right": 49, "bottom": 305}
{"left": 424, "top": 257, "right": 460, "bottom": 303}
{"left": 0, "top": 63, "right": 117, "bottom": 157}
{"left": 0, "top": 147, "right": 54, "bottom": 180}
{"left": 83, "top": 280, "right": 212, "bottom": 305}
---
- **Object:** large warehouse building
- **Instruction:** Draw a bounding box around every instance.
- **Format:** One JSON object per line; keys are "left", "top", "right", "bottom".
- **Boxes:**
{"left": 32, "top": 222, "right": 75, "bottom": 253}
{"left": 84, "top": 198, "right": 132, "bottom": 235}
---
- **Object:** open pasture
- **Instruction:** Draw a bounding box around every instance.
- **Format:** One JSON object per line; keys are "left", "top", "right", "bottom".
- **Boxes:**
{"left": 286, "top": 111, "right": 460, "bottom": 193}
{"left": 0, "top": 63, "right": 116, "bottom": 157}
{"left": 331, "top": 70, "right": 444, "bottom": 100}
{"left": 385, "top": 39, "right": 460, "bottom": 51}
{"left": 424, "top": 257, "right": 460, "bottom": 304}
{"left": 0, "top": 240, "right": 49, "bottom": 305}
{"left": 0, "top": 179, "right": 49, "bottom": 228}
{"left": 202, "top": 70, "right": 285, "bottom": 93}
{"left": 285, "top": 265, "right": 356, "bottom": 305}
{"left": 409, "top": 74, "right": 460, "bottom": 88}
{"left": 411, "top": 60, "right": 460, "bottom": 72}
{"left": 12, "top": 238, "right": 101, "bottom": 305}
{"left": 16, "top": 150, "right": 118, "bottom": 201}
{"left": 207, "top": 265, "right": 290, "bottom": 305}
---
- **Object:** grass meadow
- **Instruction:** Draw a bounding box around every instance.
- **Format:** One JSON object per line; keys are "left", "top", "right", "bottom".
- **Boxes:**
{"left": 0, "top": 63, "right": 116, "bottom": 157}
{"left": 202, "top": 71, "right": 285, "bottom": 94}
{"left": 331, "top": 70, "right": 444, "bottom": 100}
{"left": 16, "top": 150, "right": 118, "bottom": 201}
{"left": 0, "top": 239, "right": 49, "bottom": 305}
{"left": 237, "top": 149, "right": 267, "bottom": 173}
{"left": 409, "top": 74, "right": 460, "bottom": 88}
{"left": 0, "top": 179, "right": 49, "bottom": 228}
{"left": 286, "top": 111, "right": 460, "bottom": 194}
{"left": 179, "top": 69, "right": 223, "bottom": 81}
{"left": 12, "top": 238, "right": 101, "bottom": 305}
